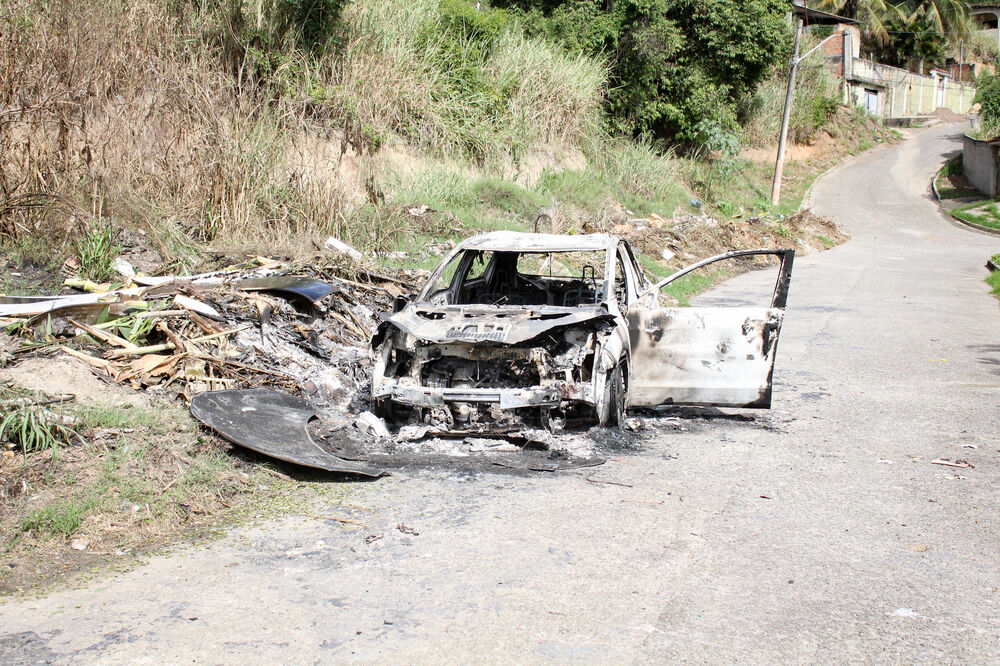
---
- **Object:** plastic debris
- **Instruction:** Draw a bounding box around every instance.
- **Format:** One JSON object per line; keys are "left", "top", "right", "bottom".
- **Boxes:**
{"left": 324, "top": 237, "right": 363, "bottom": 262}
{"left": 355, "top": 411, "right": 391, "bottom": 439}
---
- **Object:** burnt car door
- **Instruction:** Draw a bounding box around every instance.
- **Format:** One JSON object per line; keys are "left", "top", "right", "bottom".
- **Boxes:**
{"left": 626, "top": 249, "right": 794, "bottom": 409}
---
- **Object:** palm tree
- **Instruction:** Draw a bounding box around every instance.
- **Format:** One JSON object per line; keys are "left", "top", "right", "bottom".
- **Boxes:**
{"left": 899, "top": 1, "right": 972, "bottom": 42}
{"left": 814, "top": 1, "right": 972, "bottom": 48}
{"left": 812, "top": 0, "right": 902, "bottom": 45}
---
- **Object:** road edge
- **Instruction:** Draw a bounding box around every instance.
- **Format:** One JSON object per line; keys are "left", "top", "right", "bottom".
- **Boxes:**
{"left": 930, "top": 163, "right": 1000, "bottom": 237}
{"left": 801, "top": 137, "right": 900, "bottom": 212}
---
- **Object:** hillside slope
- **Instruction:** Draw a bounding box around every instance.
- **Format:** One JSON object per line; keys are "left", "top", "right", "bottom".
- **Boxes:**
{"left": 1, "top": 0, "right": 893, "bottom": 284}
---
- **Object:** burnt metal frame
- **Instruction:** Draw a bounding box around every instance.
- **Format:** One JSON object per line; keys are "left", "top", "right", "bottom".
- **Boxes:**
{"left": 638, "top": 248, "right": 795, "bottom": 309}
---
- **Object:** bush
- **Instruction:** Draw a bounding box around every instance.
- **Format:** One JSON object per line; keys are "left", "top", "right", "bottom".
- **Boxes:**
{"left": 498, "top": 0, "right": 790, "bottom": 148}
{"left": 974, "top": 71, "right": 1000, "bottom": 139}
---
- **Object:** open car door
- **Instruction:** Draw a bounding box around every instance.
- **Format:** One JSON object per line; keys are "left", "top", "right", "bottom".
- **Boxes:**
{"left": 627, "top": 249, "right": 794, "bottom": 409}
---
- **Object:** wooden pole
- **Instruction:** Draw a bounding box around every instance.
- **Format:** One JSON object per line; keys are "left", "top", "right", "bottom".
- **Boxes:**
{"left": 771, "top": 19, "right": 802, "bottom": 206}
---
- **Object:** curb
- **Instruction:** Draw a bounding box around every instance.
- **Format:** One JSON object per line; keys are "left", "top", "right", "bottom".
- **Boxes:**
{"left": 930, "top": 164, "right": 1000, "bottom": 237}
{"left": 952, "top": 216, "right": 1000, "bottom": 236}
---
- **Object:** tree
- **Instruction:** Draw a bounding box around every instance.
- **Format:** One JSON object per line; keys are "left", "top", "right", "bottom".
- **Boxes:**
{"left": 819, "top": 1, "right": 972, "bottom": 69}
{"left": 899, "top": 0, "right": 972, "bottom": 42}
{"left": 813, "top": 0, "right": 900, "bottom": 45}
{"left": 871, "top": 12, "right": 949, "bottom": 68}
{"left": 496, "top": 0, "right": 790, "bottom": 147}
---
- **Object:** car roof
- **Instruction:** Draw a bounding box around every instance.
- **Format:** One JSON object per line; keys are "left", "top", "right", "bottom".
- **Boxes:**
{"left": 456, "top": 231, "right": 617, "bottom": 253}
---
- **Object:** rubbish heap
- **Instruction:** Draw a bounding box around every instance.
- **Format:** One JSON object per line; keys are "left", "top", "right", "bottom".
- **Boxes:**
{"left": 0, "top": 255, "right": 419, "bottom": 414}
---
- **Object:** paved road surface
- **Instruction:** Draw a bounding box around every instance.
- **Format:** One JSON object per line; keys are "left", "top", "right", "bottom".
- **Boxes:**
{"left": 2, "top": 124, "right": 998, "bottom": 663}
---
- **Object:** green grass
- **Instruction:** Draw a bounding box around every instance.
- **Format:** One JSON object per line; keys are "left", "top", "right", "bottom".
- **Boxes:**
{"left": 953, "top": 203, "right": 1000, "bottom": 230}
{"left": 935, "top": 155, "right": 979, "bottom": 200}
{"left": 940, "top": 155, "right": 963, "bottom": 178}
{"left": 73, "top": 404, "right": 172, "bottom": 432}
{"left": 815, "top": 234, "right": 835, "bottom": 248}
{"left": 988, "top": 269, "right": 1000, "bottom": 300}
{"left": 377, "top": 137, "right": 692, "bottom": 268}
{"left": 988, "top": 255, "right": 1000, "bottom": 300}
{"left": 21, "top": 497, "right": 98, "bottom": 538}
{"left": 937, "top": 185, "right": 980, "bottom": 200}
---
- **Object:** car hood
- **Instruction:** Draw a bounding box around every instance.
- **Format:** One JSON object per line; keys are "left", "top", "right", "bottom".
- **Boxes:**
{"left": 384, "top": 304, "right": 613, "bottom": 345}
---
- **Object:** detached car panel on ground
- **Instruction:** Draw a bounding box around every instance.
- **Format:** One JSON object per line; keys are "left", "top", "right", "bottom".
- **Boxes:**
{"left": 371, "top": 232, "right": 793, "bottom": 432}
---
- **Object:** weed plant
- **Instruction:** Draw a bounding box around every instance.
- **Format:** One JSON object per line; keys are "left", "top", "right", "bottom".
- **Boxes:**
{"left": 0, "top": 400, "right": 78, "bottom": 454}
{"left": 75, "top": 224, "right": 122, "bottom": 282}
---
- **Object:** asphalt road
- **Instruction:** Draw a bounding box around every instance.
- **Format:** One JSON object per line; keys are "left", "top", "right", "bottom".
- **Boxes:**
{"left": 2, "top": 123, "right": 999, "bottom": 663}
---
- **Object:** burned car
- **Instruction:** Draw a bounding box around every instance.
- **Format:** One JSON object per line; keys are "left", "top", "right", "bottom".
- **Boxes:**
{"left": 371, "top": 232, "right": 793, "bottom": 433}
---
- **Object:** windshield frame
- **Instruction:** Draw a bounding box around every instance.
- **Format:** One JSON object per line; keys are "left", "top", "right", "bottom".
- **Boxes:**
{"left": 416, "top": 245, "right": 616, "bottom": 306}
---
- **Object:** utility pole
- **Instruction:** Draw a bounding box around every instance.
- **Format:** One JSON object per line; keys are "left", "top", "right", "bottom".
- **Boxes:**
{"left": 771, "top": 19, "right": 802, "bottom": 206}
{"left": 959, "top": 39, "right": 964, "bottom": 111}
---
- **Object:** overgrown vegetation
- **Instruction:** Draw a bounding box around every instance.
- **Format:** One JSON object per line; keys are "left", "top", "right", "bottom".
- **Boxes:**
{"left": 973, "top": 70, "right": 1000, "bottom": 140}
{"left": 0, "top": 0, "right": 898, "bottom": 265}
{"left": 0, "top": 0, "right": 611, "bottom": 255}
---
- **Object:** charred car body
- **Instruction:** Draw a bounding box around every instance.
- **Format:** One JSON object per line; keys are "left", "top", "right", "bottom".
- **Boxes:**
{"left": 371, "top": 232, "right": 794, "bottom": 433}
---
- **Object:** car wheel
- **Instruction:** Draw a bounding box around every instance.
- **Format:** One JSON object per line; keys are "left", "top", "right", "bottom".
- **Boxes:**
{"left": 598, "top": 363, "right": 626, "bottom": 427}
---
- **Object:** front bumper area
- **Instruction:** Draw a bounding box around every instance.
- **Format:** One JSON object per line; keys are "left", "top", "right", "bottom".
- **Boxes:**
{"left": 389, "top": 384, "right": 560, "bottom": 409}
{"left": 374, "top": 379, "right": 594, "bottom": 410}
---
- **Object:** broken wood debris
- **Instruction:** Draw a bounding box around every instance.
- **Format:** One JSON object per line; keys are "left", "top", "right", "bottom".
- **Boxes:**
{"left": 2, "top": 258, "right": 420, "bottom": 406}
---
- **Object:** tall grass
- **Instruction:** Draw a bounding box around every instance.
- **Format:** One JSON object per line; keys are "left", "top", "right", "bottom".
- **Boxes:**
{"left": 0, "top": 0, "right": 608, "bottom": 255}
{"left": 741, "top": 33, "right": 840, "bottom": 147}
{"left": 330, "top": 0, "right": 606, "bottom": 162}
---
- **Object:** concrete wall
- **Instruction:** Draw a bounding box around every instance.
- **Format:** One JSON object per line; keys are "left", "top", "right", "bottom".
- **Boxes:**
{"left": 962, "top": 134, "right": 999, "bottom": 197}
{"left": 847, "top": 60, "right": 976, "bottom": 118}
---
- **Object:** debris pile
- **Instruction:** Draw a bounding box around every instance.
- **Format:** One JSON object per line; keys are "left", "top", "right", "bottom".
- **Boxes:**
{"left": 608, "top": 208, "right": 845, "bottom": 264}
{"left": 0, "top": 255, "right": 420, "bottom": 410}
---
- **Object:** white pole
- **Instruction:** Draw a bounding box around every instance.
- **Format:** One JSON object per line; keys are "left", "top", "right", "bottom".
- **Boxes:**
{"left": 771, "top": 19, "right": 802, "bottom": 206}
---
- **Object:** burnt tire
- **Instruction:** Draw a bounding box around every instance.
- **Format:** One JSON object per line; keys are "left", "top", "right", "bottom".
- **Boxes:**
{"left": 597, "top": 363, "right": 626, "bottom": 427}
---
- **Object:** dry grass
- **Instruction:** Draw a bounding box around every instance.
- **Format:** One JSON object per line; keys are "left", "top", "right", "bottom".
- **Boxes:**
{"left": 0, "top": 0, "right": 607, "bottom": 259}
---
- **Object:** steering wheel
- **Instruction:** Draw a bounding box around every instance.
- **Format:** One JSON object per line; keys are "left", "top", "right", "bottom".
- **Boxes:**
{"left": 518, "top": 274, "right": 548, "bottom": 291}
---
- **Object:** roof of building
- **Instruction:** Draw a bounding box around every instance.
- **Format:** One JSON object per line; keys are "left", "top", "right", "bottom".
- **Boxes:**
{"left": 793, "top": 1, "right": 859, "bottom": 25}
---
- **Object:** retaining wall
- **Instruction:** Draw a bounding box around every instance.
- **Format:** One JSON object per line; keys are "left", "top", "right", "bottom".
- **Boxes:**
{"left": 963, "top": 134, "right": 1000, "bottom": 197}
